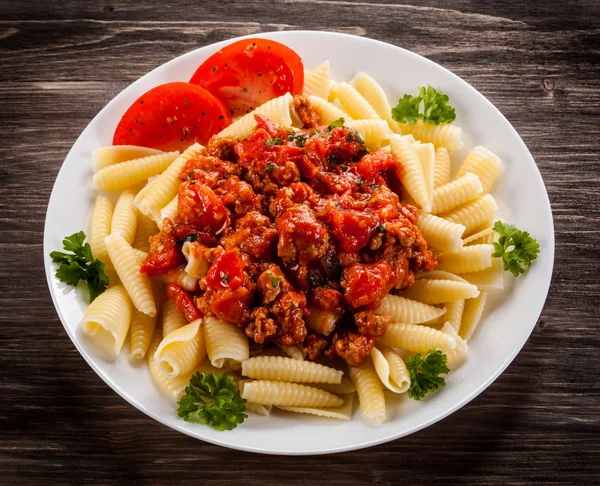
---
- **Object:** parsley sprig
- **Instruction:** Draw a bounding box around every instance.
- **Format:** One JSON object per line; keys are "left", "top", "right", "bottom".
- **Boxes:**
{"left": 492, "top": 221, "right": 540, "bottom": 277}
{"left": 177, "top": 372, "right": 247, "bottom": 431}
{"left": 406, "top": 349, "right": 449, "bottom": 400}
{"left": 50, "top": 231, "right": 109, "bottom": 302}
{"left": 391, "top": 85, "right": 456, "bottom": 125}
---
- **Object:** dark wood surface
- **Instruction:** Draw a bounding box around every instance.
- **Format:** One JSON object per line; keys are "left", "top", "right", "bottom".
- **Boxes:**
{"left": 1, "top": 1, "right": 599, "bottom": 484}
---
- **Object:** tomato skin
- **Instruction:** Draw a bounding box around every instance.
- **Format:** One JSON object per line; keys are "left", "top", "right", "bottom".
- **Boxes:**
{"left": 356, "top": 151, "right": 396, "bottom": 182}
{"left": 113, "top": 82, "right": 231, "bottom": 151}
{"left": 343, "top": 261, "right": 394, "bottom": 309}
{"left": 166, "top": 283, "right": 202, "bottom": 322}
{"left": 177, "top": 181, "right": 230, "bottom": 234}
{"left": 210, "top": 286, "right": 254, "bottom": 324}
{"left": 190, "top": 38, "right": 304, "bottom": 117}
{"left": 330, "top": 209, "right": 380, "bottom": 253}
{"left": 205, "top": 250, "right": 245, "bottom": 290}
{"left": 140, "top": 220, "right": 183, "bottom": 275}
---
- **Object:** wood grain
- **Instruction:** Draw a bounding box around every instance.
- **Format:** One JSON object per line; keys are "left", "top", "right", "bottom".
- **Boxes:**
{"left": 1, "top": 1, "right": 599, "bottom": 484}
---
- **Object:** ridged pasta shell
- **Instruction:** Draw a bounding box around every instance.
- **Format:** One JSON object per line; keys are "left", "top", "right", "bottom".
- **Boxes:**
{"left": 241, "top": 356, "right": 343, "bottom": 384}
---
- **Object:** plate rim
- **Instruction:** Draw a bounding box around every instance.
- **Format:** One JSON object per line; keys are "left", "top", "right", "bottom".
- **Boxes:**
{"left": 43, "top": 30, "right": 555, "bottom": 455}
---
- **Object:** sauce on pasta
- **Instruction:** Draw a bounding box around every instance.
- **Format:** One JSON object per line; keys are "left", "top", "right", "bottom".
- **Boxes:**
{"left": 141, "top": 99, "right": 436, "bottom": 367}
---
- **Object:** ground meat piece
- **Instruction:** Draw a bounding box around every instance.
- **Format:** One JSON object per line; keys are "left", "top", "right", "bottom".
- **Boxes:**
{"left": 180, "top": 155, "right": 239, "bottom": 187}
{"left": 269, "top": 182, "right": 318, "bottom": 218}
{"left": 354, "top": 311, "right": 390, "bottom": 340}
{"left": 384, "top": 218, "right": 418, "bottom": 248}
{"left": 293, "top": 94, "right": 320, "bottom": 128}
{"left": 256, "top": 264, "right": 290, "bottom": 304}
{"left": 220, "top": 211, "right": 278, "bottom": 261}
{"left": 207, "top": 135, "right": 239, "bottom": 162}
{"left": 312, "top": 287, "right": 345, "bottom": 314}
{"left": 215, "top": 176, "right": 263, "bottom": 216}
{"left": 303, "top": 333, "right": 328, "bottom": 361}
{"left": 271, "top": 291, "right": 308, "bottom": 347}
{"left": 276, "top": 204, "right": 330, "bottom": 265}
{"left": 195, "top": 286, "right": 254, "bottom": 326}
{"left": 245, "top": 307, "right": 278, "bottom": 343}
{"left": 390, "top": 251, "right": 411, "bottom": 289}
{"left": 328, "top": 332, "right": 374, "bottom": 367}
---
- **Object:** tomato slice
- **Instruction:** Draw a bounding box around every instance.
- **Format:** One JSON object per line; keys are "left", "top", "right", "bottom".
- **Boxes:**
{"left": 189, "top": 38, "right": 304, "bottom": 117}
{"left": 166, "top": 283, "right": 202, "bottom": 322}
{"left": 113, "top": 82, "right": 231, "bottom": 151}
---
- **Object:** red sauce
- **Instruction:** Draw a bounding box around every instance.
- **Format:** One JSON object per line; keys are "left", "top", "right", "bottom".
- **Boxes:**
{"left": 142, "top": 108, "right": 436, "bottom": 366}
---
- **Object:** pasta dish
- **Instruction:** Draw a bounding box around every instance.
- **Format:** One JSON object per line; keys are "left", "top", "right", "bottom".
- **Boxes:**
{"left": 50, "top": 37, "right": 539, "bottom": 429}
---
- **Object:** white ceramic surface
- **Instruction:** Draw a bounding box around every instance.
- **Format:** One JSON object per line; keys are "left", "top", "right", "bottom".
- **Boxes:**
{"left": 43, "top": 31, "right": 554, "bottom": 455}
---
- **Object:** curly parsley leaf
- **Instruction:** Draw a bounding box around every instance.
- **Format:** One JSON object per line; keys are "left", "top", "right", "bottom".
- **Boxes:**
{"left": 328, "top": 117, "right": 345, "bottom": 130}
{"left": 50, "top": 231, "right": 109, "bottom": 302}
{"left": 406, "top": 349, "right": 449, "bottom": 400}
{"left": 391, "top": 85, "right": 456, "bottom": 125}
{"left": 177, "top": 372, "right": 247, "bottom": 431}
{"left": 492, "top": 221, "right": 540, "bottom": 277}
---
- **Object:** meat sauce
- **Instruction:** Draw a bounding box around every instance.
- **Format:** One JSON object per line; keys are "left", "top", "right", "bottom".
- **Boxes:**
{"left": 141, "top": 100, "right": 436, "bottom": 367}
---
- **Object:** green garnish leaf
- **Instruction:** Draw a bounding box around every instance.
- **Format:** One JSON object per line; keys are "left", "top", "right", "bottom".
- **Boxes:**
{"left": 265, "top": 163, "right": 277, "bottom": 172}
{"left": 391, "top": 85, "right": 456, "bottom": 125}
{"left": 55, "top": 260, "right": 86, "bottom": 286}
{"left": 328, "top": 117, "right": 345, "bottom": 130}
{"left": 406, "top": 349, "right": 449, "bottom": 400}
{"left": 221, "top": 273, "right": 229, "bottom": 285}
{"left": 492, "top": 221, "right": 540, "bottom": 277}
{"left": 50, "top": 231, "right": 109, "bottom": 302}
{"left": 377, "top": 223, "right": 386, "bottom": 234}
{"left": 86, "top": 259, "right": 110, "bottom": 302}
{"left": 272, "top": 276, "right": 280, "bottom": 288}
{"left": 177, "top": 372, "right": 247, "bottom": 431}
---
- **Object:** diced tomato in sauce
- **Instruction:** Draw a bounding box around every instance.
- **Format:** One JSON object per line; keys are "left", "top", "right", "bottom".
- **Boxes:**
{"left": 343, "top": 260, "right": 394, "bottom": 309}
{"left": 205, "top": 250, "right": 245, "bottom": 290}
{"left": 166, "top": 282, "right": 202, "bottom": 322}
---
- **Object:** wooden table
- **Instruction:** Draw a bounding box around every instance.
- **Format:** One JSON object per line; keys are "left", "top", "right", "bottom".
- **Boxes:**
{"left": 2, "top": 1, "right": 599, "bottom": 484}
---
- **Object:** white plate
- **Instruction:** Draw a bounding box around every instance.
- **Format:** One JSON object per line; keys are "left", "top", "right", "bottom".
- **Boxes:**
{"left": 44, "top": 31, "right": 554, "bottom": 455}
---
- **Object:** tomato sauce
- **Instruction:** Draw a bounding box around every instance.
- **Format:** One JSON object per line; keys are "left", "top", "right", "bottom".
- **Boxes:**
{"left": 142, "top": 104, "right": 436, "bottom": 366}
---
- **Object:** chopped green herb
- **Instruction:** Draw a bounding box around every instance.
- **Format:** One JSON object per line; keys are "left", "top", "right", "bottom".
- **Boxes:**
{"left": 328, "top": 117, "right": 345, "bottom": 130}
{"left": 50, "top": 231, "right": 109, "bottom": 302}
{"left": 391, "top": 85, "right": 456, "bottom": 125}
{"left": 264, "top": 137, "right": 282, "bottom": 146}
{"left": 177, "top": 372, "right": 247, "bottom": 431}
{"left": 356, "top": 177, "right": 363, "bottom": 188}
{"left": 377, "top": 223, "right": 387, "bottom": 233}
{"left": 272, "top": 276, "right": 280, "bottom": 288}
{"left": 288, "top": 132, "right": 307, "bottom": 147}
{"left": 221, "top": 273, "right": 229, "bottom": 285}
{"left": 265, "top": 163, "right": 277, "bottom": 172}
